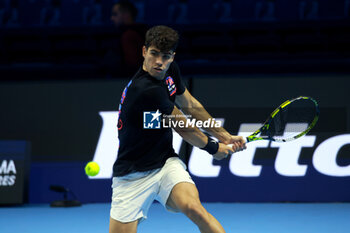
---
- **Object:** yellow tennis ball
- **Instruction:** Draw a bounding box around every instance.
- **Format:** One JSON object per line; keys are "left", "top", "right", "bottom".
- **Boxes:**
{"left": 85, "top": 162, "right": 100, "bottom": 176}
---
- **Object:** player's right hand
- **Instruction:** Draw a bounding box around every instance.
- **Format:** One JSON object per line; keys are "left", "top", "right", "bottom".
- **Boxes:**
{"left": 213, "top": 139, "right": 247, "bottom": 160}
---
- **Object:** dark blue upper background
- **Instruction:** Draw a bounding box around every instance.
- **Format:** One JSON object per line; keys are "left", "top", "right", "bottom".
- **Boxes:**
{"left": 0, "top": 0, "right": 350, "bottom": 81}
{"left": 0, "top": 0, "right": 348, "bottom": 27}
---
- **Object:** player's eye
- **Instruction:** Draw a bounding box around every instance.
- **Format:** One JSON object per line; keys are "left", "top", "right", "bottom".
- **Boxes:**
{"left": 163, "top": 55, "right": 171, "bottom": 60}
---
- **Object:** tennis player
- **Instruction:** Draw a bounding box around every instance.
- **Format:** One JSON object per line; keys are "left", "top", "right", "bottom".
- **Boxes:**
{"left": 110, "top": 25, "right": 246, "bottom": 233}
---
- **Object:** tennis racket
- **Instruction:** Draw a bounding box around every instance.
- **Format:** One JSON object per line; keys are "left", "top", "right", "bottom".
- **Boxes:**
{"left": 242, "top": 96, "right": 319, "bottom": 143}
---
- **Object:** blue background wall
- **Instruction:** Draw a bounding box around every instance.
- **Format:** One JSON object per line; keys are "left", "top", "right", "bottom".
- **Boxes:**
{"left": 1, "top": 74, "right": 349, "bottom": 204}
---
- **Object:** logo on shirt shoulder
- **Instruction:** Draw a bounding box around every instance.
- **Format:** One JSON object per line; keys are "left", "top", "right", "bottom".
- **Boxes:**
{"left": 143, "top": 110, "right": 162, "bottom": 129}
{"left": 165, "top": 76, "right": 177, "bottom": 96}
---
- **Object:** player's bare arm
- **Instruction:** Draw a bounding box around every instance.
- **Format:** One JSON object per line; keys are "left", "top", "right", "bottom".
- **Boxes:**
{"left": 171, "top": 106, "right": 235, "bottom": 160}
{"left": 175, "top": 89, "right": 246, "bottom": 151}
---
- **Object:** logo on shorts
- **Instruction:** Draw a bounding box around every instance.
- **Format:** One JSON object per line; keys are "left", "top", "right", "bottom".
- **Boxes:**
{"left": 143, "top": 110, "right": 162, "bottom": 129}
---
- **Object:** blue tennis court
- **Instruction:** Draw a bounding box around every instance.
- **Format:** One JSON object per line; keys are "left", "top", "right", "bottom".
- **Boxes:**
{"left": 1, "top": 203, "right": 349, "bottom": 233}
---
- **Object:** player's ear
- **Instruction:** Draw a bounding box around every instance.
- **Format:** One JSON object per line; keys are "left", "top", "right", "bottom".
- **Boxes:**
{"left": 169, "top": 52, "right": 175, "bottom": 62}
{"left": 142, "top": 46, "right": 147, "bottom": 58}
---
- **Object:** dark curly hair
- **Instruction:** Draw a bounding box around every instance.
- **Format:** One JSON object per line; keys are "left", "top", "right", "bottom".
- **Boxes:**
{"left": 145, "top": 25, "right": 179, "bottom": 53}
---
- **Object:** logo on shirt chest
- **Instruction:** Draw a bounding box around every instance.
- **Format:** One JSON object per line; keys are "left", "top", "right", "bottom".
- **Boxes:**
{"left": 165, "top": 76, "right": 177, "bottom": 96}
{"left": 143, "top": 110, "right": 161, "bottom": 129}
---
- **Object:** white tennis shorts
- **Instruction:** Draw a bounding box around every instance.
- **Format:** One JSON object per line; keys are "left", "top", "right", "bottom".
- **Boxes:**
{"left": 110, "top": 157, "right": 195, "bottom": 223}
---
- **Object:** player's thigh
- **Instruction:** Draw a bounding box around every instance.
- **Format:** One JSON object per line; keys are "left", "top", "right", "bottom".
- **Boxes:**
{"left": 166, "top": 182, "right": 201, "bottom": 212}
{"left": 109, "top": 217, "right": 138, "bottom": 233}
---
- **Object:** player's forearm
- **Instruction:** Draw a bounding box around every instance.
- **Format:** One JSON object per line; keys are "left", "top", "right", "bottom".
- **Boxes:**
{"left": 175, "top": 125, "right": 208, "bottom": 148}
{"left": 181, "top": 98, "right": 231, "bottom": 144}
{"left": 171, "top": 107, "right": 208, "bottom": 148}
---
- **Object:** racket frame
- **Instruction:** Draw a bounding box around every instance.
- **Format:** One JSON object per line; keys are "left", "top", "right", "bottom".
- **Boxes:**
{"left": 246, "top": 96, "right": 319, "bottom": 143}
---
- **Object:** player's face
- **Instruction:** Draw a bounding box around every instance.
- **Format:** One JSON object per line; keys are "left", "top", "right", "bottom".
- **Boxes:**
{"left": 142, "top": 46, "right": 175, "bottom": 80}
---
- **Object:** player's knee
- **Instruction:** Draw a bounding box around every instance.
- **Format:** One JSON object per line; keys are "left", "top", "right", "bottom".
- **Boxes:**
{"left": 183, "top": 201, "right": 208, "bottom": 222}
{"left": 109, "top": 217, "right": 137, "bottom": 233}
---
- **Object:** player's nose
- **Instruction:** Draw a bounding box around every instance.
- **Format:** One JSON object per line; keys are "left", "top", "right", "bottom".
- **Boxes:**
{"left": 155, "top": 57, "right": 163, "bottom": 66}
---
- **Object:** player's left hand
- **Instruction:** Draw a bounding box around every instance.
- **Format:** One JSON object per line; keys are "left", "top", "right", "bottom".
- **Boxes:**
{"left": 226, "top": 135, "right": 247, "bottom": 153}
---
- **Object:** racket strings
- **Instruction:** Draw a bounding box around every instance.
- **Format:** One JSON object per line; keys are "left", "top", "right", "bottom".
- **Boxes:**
{"left": 268, "top": 99, "right": 318, "bottom": 141}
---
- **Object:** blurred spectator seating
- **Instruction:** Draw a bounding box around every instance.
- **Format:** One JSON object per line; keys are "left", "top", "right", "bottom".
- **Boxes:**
{"left": 168, "top": 0, "right": 189, "bottom": 24}
{"left": 0, "top": 0, "right": 350, "bottom": 80}
{"left": 0, "top": 0, "right": 19, "bottom": 27}
{"left": 255, "top": 0, "right": 275, "bottom": 21}
{"left": 131, "top": 0, "right": 145, "bottom": 22}
{"left": 40, "top": 0, "right": 61, "bottom": 26}
{"left": 299, "top": 0, "right": 319, "bottom": 20}
{"left": 1, "top": 0, "right": 349, "bottom": 27}
{"left": 82, "top": 0, "right": 102, "bottom": 25}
